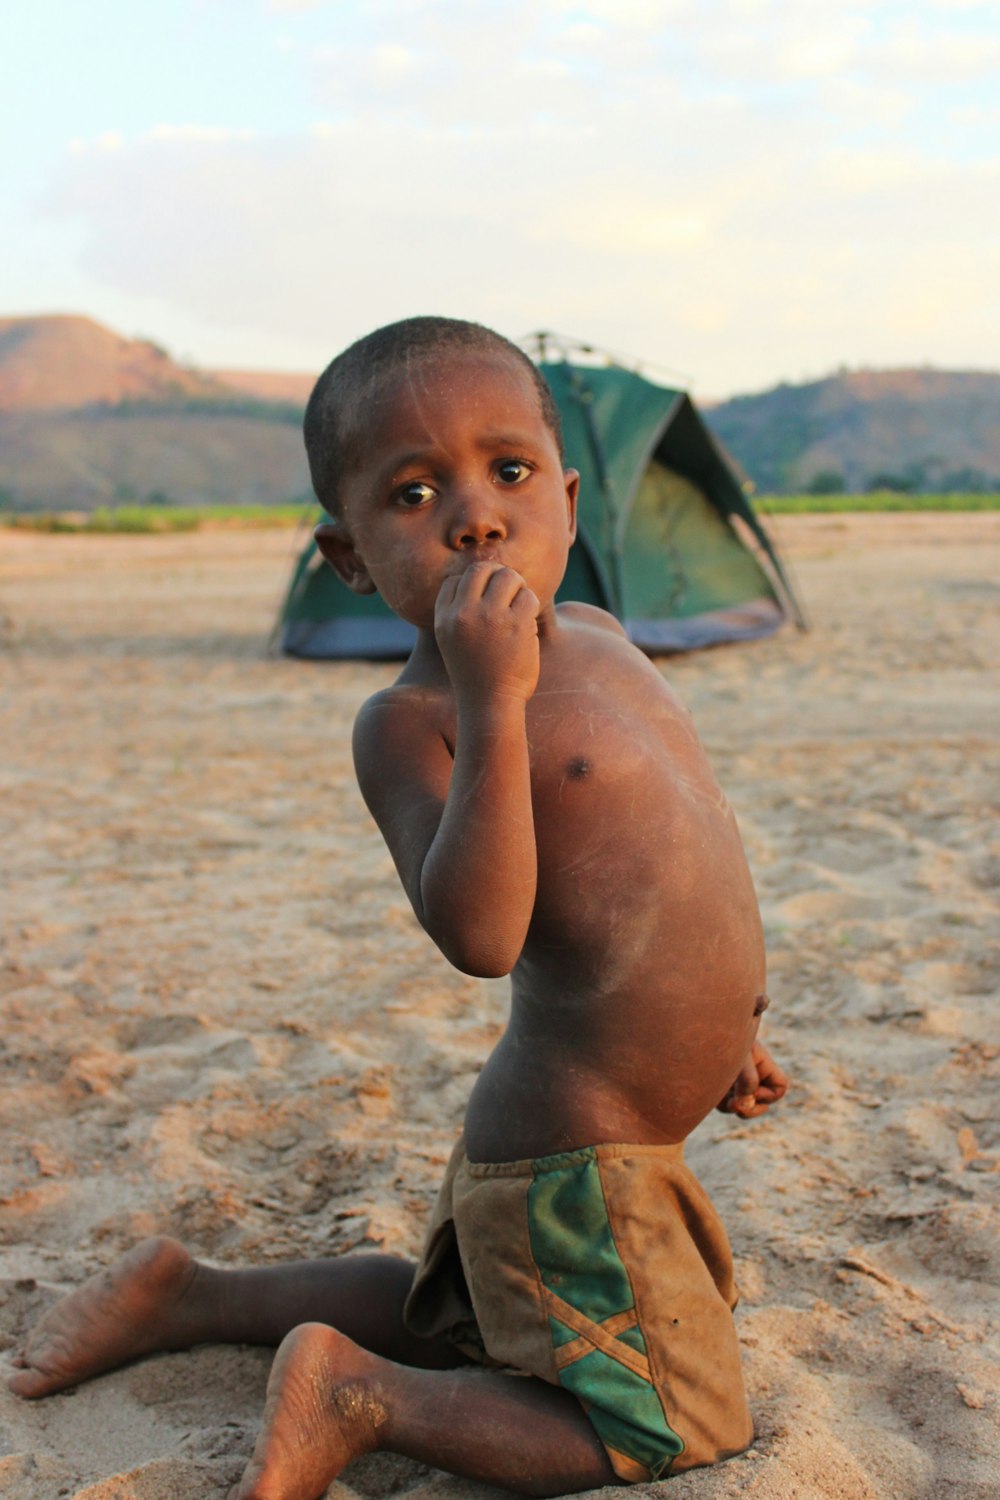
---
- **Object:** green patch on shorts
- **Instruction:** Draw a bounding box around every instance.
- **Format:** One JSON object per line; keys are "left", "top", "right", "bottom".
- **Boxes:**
{"left": 527, "top": 1147, "right": 685, "bottom": 1480}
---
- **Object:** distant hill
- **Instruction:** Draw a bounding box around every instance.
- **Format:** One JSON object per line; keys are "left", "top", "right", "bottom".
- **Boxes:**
{"left": 0, "top": 408, "right": 314, "bottom": 511}
{"left": 0, "top": 314, "right": 230, "bottom": 411}
{"left": 705, "top": 369, "right": 1000, "bottom": 494}
{"left": 211, "top": 368, "right": 316, "bottom": 405}
{"left": 2, "top": 315, "right": 998, "bottom": 509}
{"left": 0, "top": 315, "right": 314, "bottom": 510}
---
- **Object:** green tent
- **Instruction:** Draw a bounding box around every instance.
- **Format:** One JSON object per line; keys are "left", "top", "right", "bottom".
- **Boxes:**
{"left": 278, "top": 345, "right": 804, "bottom": 659}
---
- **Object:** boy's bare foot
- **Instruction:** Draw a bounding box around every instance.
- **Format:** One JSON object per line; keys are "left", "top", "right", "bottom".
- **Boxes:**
{"left": 229, "top": 1323, "right": 384, "bottom": 1500}
{"left": 8, "top": 1236, "right": 203, "bottom": 1397}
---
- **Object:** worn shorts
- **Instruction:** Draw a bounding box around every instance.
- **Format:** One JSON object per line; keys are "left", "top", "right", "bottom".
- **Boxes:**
{"left": 403, "top": 1139, "right": 753, "bottom": 1482}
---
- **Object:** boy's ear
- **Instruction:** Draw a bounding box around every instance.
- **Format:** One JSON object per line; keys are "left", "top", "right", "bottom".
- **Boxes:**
{"left": 563, "top": 468, "right": 579, "bottom": 544}
{"left": 314, "top": 521, "right": 377, "bottom": 595}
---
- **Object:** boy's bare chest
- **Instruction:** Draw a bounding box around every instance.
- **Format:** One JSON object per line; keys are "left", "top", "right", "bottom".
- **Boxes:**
{"left": 520, "top": 679, "right": 704, "bottom": 884}
{"left": 525, "top": 690, "right": 656, "bottom": 793}
{"left": 520, "top": 633, "right": 693, "bottom": 796}
{"left": 516, "top": 648, "right": 722, "bottom": 890}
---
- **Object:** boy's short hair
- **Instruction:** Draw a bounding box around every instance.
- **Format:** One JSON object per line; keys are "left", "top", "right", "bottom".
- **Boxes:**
{"left": 304, "top": 316, "right": 563, "bottom": 517}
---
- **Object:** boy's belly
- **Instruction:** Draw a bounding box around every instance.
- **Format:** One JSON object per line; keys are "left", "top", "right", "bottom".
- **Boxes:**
{"left": 462, "top": 979, "right": 759, "bottom": 1163}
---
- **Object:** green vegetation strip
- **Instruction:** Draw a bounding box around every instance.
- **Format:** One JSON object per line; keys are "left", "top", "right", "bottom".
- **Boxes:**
{"left": 757, "top": 492, "right": 1000, "bottom": 514}
{"left": 3, "top": 503, "right": 314, "bottom": 533}
{"left": 2, "top": 493, "right": 998, "bottom": 533}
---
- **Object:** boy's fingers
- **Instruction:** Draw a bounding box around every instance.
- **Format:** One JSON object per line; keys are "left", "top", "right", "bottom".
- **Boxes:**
{"left": 481, "top": 566, "right": 530, "bottom": 608}
{"left": 451, "top": 562, "right": 494, "bottom": 603}
{"left": 719, "top": 1055, "right": 764, "bottom": 1115}
{"left": 735, "top": 1058, "right": 760, "bottom": 1096}
{"left": 435, "top": 576, "right": 461, "bottom": 612}
{"left": 482, "top": 567, "right": 536, "bottom": 614}
{"left": 750, "top": 1038, "right": 790, "bottom": 1100}
{"left": 509, "top": 585, "right": 540, "bottom": 619}
{"left": 450, "top": 560, "right": 512, "bottom": 607}
{"left": 719, "top": 1079, "right": 757, "bottom": 1117}
{"left": 719, "top": 1039, "right": 789, "bottom": 1117}
{"left": 754, "top": 1041, "right": 788, "bottom": 1080}
{"left": 721, "top": 1097, "right": 759, "bottom": 1117}
{"left": 759, "top": 1060, "right": 789, "bottom": 1096}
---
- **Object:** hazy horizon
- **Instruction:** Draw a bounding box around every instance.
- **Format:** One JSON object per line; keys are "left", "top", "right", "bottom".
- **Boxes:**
{"left": 8, "top": 308, "right": 1000, "bottom": 410}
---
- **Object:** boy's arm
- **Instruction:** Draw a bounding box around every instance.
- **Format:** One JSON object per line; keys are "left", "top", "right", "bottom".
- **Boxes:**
{"left": 354, "top": 562, "right": 540, "bottom": 979}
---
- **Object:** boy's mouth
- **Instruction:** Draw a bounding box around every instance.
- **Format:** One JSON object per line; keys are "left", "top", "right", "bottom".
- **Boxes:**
{"left": 451, "top": 545, "right": 504, "bottom": 570}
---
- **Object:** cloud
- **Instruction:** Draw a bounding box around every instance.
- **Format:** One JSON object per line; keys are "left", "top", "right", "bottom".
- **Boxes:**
{"left": 951, "top": 103, "right": 1000, "bottom": 126}
{"left": 34, "top": 0, "right": 1000, "bottom": 391}
{"left": 371, "top": 43, "right": 419, "bottom": 78}
{"left": 878, "top": 25, "right": 1000, "bottom": 83}
{"left": 549, "top": 0, "right": 687, "bottom": 26}
{"left": 147, "top": 125, "right": 260, "bottom": 144}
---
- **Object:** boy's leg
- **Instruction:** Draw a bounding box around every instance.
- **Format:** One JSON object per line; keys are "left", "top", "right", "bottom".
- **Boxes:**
{"left": 230, "top": 1322, "right": 617, "bottom": 1500}
{"left": 8, "top": 1236, "right": 460, "bottom": 1398}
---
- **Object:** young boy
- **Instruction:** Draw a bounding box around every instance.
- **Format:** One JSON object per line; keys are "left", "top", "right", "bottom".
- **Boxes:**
{"left": 9, "top": 318, "right": 787, "bottom": 1500}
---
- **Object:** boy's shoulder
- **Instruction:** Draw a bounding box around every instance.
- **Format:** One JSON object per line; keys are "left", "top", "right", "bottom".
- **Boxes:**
{"left": 351, "top": 675, "right": 451, "bottom": 792}
{"left": 353, "top": 677, "right": 445, "bottom": 745}
{"left": 555, "top": 600, "right": 629, "bottom": 638}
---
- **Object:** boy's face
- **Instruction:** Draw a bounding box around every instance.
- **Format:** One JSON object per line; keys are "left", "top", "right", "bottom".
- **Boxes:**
{"left": 315, "top": 351, "right": 578, "bottom": 632}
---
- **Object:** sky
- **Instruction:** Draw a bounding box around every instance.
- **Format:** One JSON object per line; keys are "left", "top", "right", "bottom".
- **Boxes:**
{"left": 4, "top": 0, "right": 1000, "bottom": 397}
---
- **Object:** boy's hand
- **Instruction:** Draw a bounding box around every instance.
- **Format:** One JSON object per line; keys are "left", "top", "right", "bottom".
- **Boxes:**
{"left": 435, "top": 562, "right": 541, "bottom": 704}
{"left": 717, "top": 1040, "right": 789, "bottom": 1119}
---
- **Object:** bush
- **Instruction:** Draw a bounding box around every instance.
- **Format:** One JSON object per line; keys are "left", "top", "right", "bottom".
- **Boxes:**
{"left": 806, "top": 469, "right": 846, "bottom": 495}
{"left": 866, "top": 471, "right": 916, "bottom": 493}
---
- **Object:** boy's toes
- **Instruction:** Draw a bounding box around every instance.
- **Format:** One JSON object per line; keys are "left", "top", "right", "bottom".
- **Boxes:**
{"left": 227, "top": 1462, "right": 290, "bottom": 1500}
{"left": 8, "top": 1363, "right": 53, "bottom": 1399}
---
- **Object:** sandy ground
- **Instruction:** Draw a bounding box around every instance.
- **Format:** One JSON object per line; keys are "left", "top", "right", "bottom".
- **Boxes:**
{"left": 0, "top": 514, "right": 998, "bottom": 1500}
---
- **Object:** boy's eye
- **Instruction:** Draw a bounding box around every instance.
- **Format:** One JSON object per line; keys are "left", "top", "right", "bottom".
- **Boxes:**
{"left": 396, "top": 481, "right": 436, "bottom": 508}
{"left": 496, "top": 460, "right": 532, "bottom": 485}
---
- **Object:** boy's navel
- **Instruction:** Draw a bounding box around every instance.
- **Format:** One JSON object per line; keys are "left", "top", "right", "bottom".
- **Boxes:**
{"left": 567, "top": 757, "right": 591, "bottom": 779}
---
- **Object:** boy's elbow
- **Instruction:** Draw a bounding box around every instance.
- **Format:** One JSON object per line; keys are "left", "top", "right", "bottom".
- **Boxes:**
{"left": 417, "top": 881, "right": 526, "bottom": 978}
{"left": 452, "top": 951, "right": 517, "bottom": 979}
{"left": 442, "top": 937, "right": 518, "bottom": 979}
{"left": 429, "top": 922, "right": 519, "bottom": 979}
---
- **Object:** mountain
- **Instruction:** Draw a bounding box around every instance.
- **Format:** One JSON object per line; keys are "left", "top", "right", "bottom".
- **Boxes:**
{"left": 0, "top": 314, "right": 230, "bottom": 411}
{"left": 2, "top": 315, "right": 998, "bottom": 508}
{"left": 704, "top": 368, "right": 1000, "bottom": 494}
{"left": 0, "top": 316, "right": 314, "bottom": 510}
{"left": 211, "top": 368, "right": 316, "bottom": 405}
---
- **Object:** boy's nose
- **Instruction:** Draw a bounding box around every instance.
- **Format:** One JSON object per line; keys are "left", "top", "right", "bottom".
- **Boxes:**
{"left": 448, "top": 496, "right": 508, "bottom": 550}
